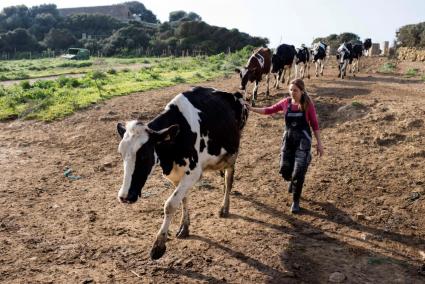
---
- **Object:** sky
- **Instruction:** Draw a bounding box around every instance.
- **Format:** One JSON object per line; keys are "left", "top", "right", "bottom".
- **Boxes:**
{"left": 1, "top": 0, "right": 424, "bottom": 48}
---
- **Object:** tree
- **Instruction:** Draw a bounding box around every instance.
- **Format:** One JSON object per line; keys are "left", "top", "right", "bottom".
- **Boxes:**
{"left": 124, "top": 1, "right": 158, "bottom": 23}
{"left": 63, "top": 14, "right": 123, "bottom": 39}
{"left": 29, "top": 13, "right": 58, "bottom": 40}
{"left": 396, "top": 22, "right": 425, "bottom": 47}
{"left": 44, "top": 28, "right": 77, "bottom": 50}
{"left": 102, "top": 24, "right": 150, "bottom": 55}
{"left": 0, "top": 28, "right": 41, "bottom": 52}
{"left": 169, "top": 11, "right": 187, "bottom": 22}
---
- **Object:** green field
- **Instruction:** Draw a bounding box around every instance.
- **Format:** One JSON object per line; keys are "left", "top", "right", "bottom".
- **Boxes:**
{"left": 0, "top": 47, "right": 251, "bottom": 121}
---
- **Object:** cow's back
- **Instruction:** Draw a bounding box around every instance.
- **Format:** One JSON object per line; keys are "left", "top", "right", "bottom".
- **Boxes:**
{"left": 275, "top": 44, "right": 296, "bottom": 66}
{"left": 182, "top": 87, "right": 247, "bottom": 154}
{"left": 248, "top": 47, "right": 272, "bottom": 77}
{"left": 148, "top": 87, "right": 247, "bottom": 173}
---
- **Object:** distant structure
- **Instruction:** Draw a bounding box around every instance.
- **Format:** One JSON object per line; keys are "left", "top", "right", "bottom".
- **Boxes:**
{"left": 380, "top": 41, "right": 389, "bottom": 56}
{"left": 369, "top": 43, "right": 381, "bottom": 56}
{"left": 59, "top": 4, "right": 135, "bottom": 22}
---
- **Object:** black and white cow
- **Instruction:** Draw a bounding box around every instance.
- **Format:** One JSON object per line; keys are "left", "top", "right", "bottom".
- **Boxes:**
{"left": 349, "top": 43, "right": 363, "bottom": 75}
{"left": 235, "top": 47, "right": 271, "bottom": 106}
{"left": 363, "top": 38, "right": 372, "bottom": 56}
{"left": 311, "top": 42, "right": 327, "bottom": 77}
{"left": 116, "top": 87, "right": 248, "bottom": 260}
{"left": 294, "top": 45, "right": 310, "bottom": 79}
{"left": 271, "top": 44, "right": 296, "bottom": 89}
{"left": 336, "top": 42, "right": 352, "bottom": 79}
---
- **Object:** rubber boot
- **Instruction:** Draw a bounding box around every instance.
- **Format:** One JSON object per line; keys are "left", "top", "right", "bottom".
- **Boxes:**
{"left": 290, "top": 200, "right": 300, "bottom": 213}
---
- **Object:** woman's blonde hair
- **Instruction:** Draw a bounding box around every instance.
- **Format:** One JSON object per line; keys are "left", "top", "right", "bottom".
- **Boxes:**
{"left": 290, "top": 78, "right": 312, "bottom": 112}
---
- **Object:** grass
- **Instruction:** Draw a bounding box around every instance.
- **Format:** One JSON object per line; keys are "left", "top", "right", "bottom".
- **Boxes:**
{"left": 378, "top": 62, "right": 397, "bottom": 74}
{"left": 405, "top": 68, "right": 419, "bottom": 78}
{"left": 0, "top": 48, "right": 251, "bottom": 121}
{"left": 351, "top": 101, "right": 364, "bottom": 108}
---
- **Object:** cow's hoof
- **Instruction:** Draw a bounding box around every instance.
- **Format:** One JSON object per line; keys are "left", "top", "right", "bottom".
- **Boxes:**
{"left": 316, "top": 74, "right": 319, "bottom": 77}
{"left": 150, "top": 243, "right": 166, "bottom": 260}
{"left": 176, "top": 224, "right": 189, "bottom": 239}
{"left": 218, "top": 207, "right": 229, "bottom": 218}
{"left": 265, "top": 91, "right": 269, "bottom": 96}
{"left": 251, "top": 101, "right": 256, "bottom": 107}
{"left": 307, "top": 75, "right": 310, "bottom": 79}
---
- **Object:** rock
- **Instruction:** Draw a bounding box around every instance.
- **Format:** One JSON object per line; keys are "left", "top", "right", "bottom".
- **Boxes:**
{"left": 329, "top": 272, "right": 346, "bottom": 283}
{"left": 183, "top": 258, "right": 194, "bottom": 268}
{"left": 406, "top": 119, "right": 424, "bottom": 129}
{"left": 355, "top": 213, "right": 366, "bottom": 221}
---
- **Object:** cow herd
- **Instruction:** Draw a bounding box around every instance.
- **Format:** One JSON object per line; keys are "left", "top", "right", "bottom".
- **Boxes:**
{"left": 114, "top": 38, "right": 372, "bottom": 260}
{"left": 236, "top": 38, "right": 372, "bottom": 105}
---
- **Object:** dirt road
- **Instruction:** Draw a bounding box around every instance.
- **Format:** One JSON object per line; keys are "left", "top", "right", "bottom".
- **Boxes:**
{"left": 0, "top": 57, "right": 424, "bottom": 283}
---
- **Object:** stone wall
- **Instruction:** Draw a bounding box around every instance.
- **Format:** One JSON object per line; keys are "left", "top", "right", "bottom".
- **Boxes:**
{"left": 397, "top": 47, "right": 425, "bottom": 62}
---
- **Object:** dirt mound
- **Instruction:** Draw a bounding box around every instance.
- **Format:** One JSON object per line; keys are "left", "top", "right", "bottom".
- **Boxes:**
{"left": 0, "top": 58, "right": 424, "bottom": 283}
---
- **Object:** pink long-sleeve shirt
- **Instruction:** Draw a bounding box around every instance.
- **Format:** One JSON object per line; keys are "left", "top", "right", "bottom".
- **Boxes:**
{"left": 264, "top": 97, "right": 320, "bottom": 131}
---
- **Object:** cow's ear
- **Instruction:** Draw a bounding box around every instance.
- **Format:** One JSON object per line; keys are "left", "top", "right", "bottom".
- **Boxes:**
{"left": 234, "top": 68, "right": 241, "bottom": 74}
{"left": 117, "top": 123, "right": 126, "bottom": 138}
{"left": 151, "top": 124, "right": 180, "bottom": 144}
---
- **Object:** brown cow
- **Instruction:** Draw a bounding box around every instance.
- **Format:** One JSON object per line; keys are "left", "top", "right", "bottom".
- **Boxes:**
{"left": 235, "top": 47, "right": 271, "bottom": 106}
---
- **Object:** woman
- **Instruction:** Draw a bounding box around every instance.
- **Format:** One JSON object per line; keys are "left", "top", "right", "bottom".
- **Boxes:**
{"left": 248, "top": 78, "right": 324, "bottom": 213}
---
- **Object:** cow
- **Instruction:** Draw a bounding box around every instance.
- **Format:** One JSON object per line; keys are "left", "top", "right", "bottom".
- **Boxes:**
{"left": 336, "top": 42, "right": 352, "bottom": 79}
{"left": 271, "top": 44, "right": 296, "bottom": 89}
{"left": 363, "top": 38, "right": 372, "bottom": 56}
{"left": 311, "top": 42, "right": 327, "bottom": 77}
{"left": 116, "top": 87, "right": 249, "bottom": 260}
{"left": 235, "top": 47, "right": 271, "bottom": 106}
{"left": 349, "top": 43, "right": 363, "bottom": 75}
{"left": 294, "top": 45, "right": 310, "bottom": 79}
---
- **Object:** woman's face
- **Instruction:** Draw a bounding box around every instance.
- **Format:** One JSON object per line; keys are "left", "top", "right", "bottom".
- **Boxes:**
{"left": 289, "top": 83, "right": 302, "bottom": 102}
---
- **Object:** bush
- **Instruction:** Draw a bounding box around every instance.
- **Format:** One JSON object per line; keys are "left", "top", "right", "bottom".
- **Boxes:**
{"left": 405, "top": 68, "right": 419, "bottom": 77}
{"left": 171, "top": 75, "right": 186, "bottom": 83}
{"left": 20, "top": 80, "right": 32, "bottom": 90}
{"left": 107, "top": 68, "right": 117, "bottom": 74}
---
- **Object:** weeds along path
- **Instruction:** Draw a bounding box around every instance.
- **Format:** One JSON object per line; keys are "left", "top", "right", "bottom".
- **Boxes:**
{"left": 0, "top": 57, "right": 424, "bottom": 283}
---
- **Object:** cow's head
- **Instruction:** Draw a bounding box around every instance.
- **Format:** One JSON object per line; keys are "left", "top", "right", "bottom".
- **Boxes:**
{"left": 235, "top": 67, "right": 256, "bottom": 90}
{"left": 116, "top": 120, "right": 179, "bottom": 203}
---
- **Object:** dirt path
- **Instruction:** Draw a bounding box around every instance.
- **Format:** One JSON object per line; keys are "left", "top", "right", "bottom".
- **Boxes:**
{"left": 0, "top": 58, "right": 424, "bottom": 283}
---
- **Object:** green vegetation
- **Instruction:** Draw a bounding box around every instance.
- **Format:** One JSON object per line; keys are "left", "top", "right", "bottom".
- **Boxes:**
{"left": 0, "top": 2, "right": 268, "bottom": 58}
{"left": 397, "top": 22, "right": 425, "bottom": 47}
{"left": 405, "top": 68, "right": 419, "bottom": 77}
{"left": 378, "top": 62, "right": 397, "bottom": 74}
{"left": 351, "top": 101, "right": 364, "bottom": 108}
{"left": 312, "top": 32, "right": 360, "bottom": 49}
{"left": 0, "top": 48, "right": 251, "bottom": 121}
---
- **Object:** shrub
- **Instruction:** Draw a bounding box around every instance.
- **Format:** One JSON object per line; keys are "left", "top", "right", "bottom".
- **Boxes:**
{"left": 405, "top": 68, "right": 419, "bottom": 77}
{"left": 107, "top": 68, "right": 117, "bottom": 74}
{"left": 20, "top": 81, "right": 32, "bottom": 90}
{"left": 171, "top": 75, "right": 186, "bottom": 83}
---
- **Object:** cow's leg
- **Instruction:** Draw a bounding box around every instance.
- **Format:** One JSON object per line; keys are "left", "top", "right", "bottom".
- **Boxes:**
{"left": 286, "top": 66, "right": 292, "bottom": 85}
{"left": 252, "top": 81, "right": 258, "bottom": 106}
{"left": 275, "top": 71, "right": 281, "bottom": 89}
{"left": 265, "top": 73, "right": 270, "bottom": 96}
{"left": 295, "top": 64, "right": 299, "bottom": 79}
{"left": 219, "top": 164, "right": 235, "bottom": 218}
{"left": 176, "top": 196, "right": 190, "bottom": 238}
{"left": 315, "top": 62, "right": 319, "bottom": 77}
{"left": 150, "top": 171, "right": 200, "bottom": 260}
{"left": 281, "top": 69, "right": 286, "bottom": 85}
{"left": 320, "top": 60, "right": 324, "bottom": 76}
{"left": 301, "top": 63, "right": 305, "bottom": 79}
{"left": 307, "top": 62, "right": 311, "bottom": 79}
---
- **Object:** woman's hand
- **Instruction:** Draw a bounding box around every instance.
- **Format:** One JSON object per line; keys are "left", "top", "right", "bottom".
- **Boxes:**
{"left": 316, "top": 142, "right": 324, "bottom": 157}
